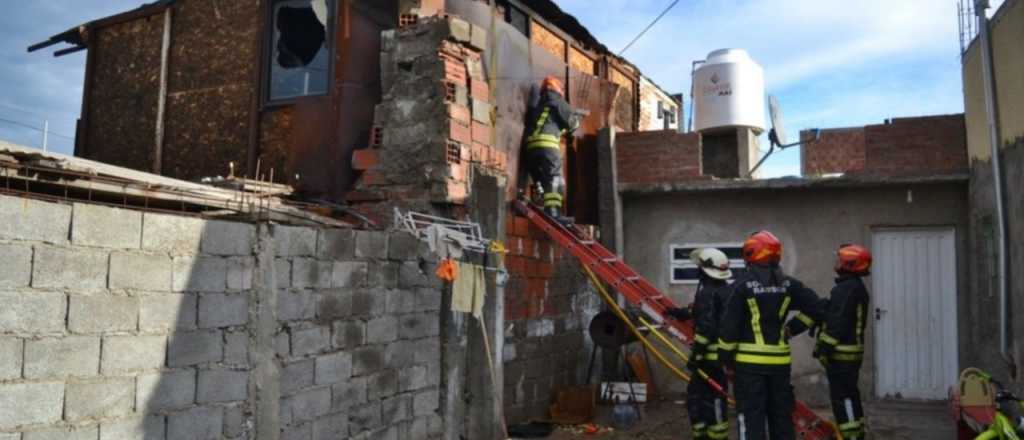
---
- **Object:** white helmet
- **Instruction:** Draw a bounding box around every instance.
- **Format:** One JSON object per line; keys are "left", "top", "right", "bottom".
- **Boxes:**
{"left": 690, "top": 248, "right": 732, "bottom": 280}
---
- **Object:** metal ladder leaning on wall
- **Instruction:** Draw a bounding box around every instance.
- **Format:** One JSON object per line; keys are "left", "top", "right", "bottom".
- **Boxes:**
{"left": 512, "top": 200, "right": 837, "bottom": 440}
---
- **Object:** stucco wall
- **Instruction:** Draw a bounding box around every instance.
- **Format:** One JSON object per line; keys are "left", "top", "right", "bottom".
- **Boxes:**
{"left": 962, "top": 0, "right": 1024, "bottom": 160}
{"left": 621, "top": 182, "right": 969, "bottom": 405}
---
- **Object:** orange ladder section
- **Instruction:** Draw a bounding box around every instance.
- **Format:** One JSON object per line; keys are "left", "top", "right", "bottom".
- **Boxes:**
{"left": 512, "top": 200, "right": 836, "bottom": 439}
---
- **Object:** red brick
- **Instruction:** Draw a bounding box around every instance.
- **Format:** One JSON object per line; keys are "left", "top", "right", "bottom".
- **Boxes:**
{"left": 449, "top": 120, "right": 471, "bottom": 144}
{"left": 449, "top": 104, "right": 471, "bottom": 125}
{"left": 616, "top": 130, "right": 702, "bottom": 185}
{"left": 471, "top": 143, "right": 488, "bottom": 163}
{"left": 470, "top": 79, "right": 490, "bottom": 101}
{"left": 522, "top": 238, "right": 536, "bottom": 258}
{"left": 513, "top": 217, "right": 530, "bottom": 237}
{"left": 472, "top": 121, "right": 492, "bottom": 145}
{"left": 351, "top": 149, "right": 379, "bottom": 171}
{"left": 359, "top": 169, "right": 388, "bottom": 186}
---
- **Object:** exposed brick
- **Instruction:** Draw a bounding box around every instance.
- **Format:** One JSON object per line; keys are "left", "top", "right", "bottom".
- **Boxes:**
{"left": 137, "top": 370, "right": 196, "bottom": 411}
{"left": 369, "top": 262, "right": 400, "bottom": 289}
{"left": 616, "top": 130, "right": 702, "bottom": 185}
{"left": 24, "top": 336, "right": 100, "bottom": 379}
{"left": 366, "top": 316, "right": 399, "bottom": 344}
{"left": 413, "top": 389, "right": 439, "bottom": 416}
{"left": 292, "top": 327, "right": 330, "bottom": 357}
{"left": 197, "top": 369, "right": 249, "bottom": 403}
{"left": 69, "top": 295, "right": 139, "bottom": 333}
{"left": 167, "top": 406, "right": 223, "bottom": 440}
{"left": 31, "top": 245, "right": 108, "bottom": 290}
{"left": 0, "top": 195, "right": 71, "bottom": 244}
{"left": 281, "top": 359, "right": 315, "bottom": 396}
{"left": 201, "top": 220, "right": 254, "bottom": 256}
{"left": 225, "top": 331, "right": 249, "bottom": 365}
{"left": 168, "top": 330, "right": 223, "bottom": 366}
{"left": 100, "top": 415, "right": 165, "bottom": 440}
{"left": 198, "top": 293, "right": 249, "bottom": 328}
{"left": 23, "top": 426, "right": 99, "bottom": 440}
{"left": 142, "top": 212, "right": 204, "bottom": 254}
{"left": 0, "top": 337, "right": 21, "bottom": 381}
{"left": 367, "top": 369, "right": 399, "bottom": 400}
{"left": 355, "top": 230, "right": 389, "bottom": 260}
{"left": 315, "top": 352, "right": 352, "bottom": 386}
{"left": 109, "top": 251, "right": 173, "bottom": 292}
{"left": 316, "top": 290, "right": 354, "bottom": 322}
{"left": 332, "top": 261, "right": 369, "bottom": 287}
{"left": 0, "top": 382, "right": 63, "bottom": 429}
{"left": 293, "top": 258, "right": 333, "bottom": 289}
{"left": 351, "top": 289, "right": 385, "bottom": 317}
{"left": 72, "top": 203, "right": 142, "bottom": 249}
{"left": 352, "top": 149, "right": 380, "bottom": 171}
{"left": 0, "top": 291, "right": 66, "bottom": 334}
{"left": 313, "top": 412, "right": 348, "bottom": 440}
{"left": 0, "top": 244, "right": 31, "bottom": 288}
{"left": 274, "top": 225, "right": 318, "bottom": 257}
{"left": 332, "top": 376, "right": 367, "bottom": 411}
{"left": 140, "top": 293, "right": 197, "bottom": 331}
{"left": 332, "top": 320, "right": 366, "bottom": 349}
{"left": 352, "top": 346, "right": 385, "bottom": 377}
{"left": 279, "top": 290, "right": 317, "bottom": 321}
{"left": 399, "top": 313, "right": 440, "bottom": 339}
{"left": 173, "top": 256, "right": 227, "bottom": 292}
{"left": 276, "top": 258, "right": 293, "bottom": 288}
{"left": 65, "top": 378, "right": 135, "bottom": 421}
{"left": 449, "top": 119, "right": 472, "bottom": 144}
{"left": 100, "top": 335, "right": 166, "bottom": 374}
{"left": 317, "top": 229, "right": 355, "bottom": 260}
{"left": 283, "top": 387, "right": 331, "bottom": 425}
{"left": 349, "top": 402, "right": 383, "bottom": 434}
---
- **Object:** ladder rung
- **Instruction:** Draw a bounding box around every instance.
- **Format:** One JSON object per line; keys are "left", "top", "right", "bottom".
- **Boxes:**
{"left": 626, "top": 276, "right": 639, "bottom": 281}
{"left": 649, "top": 295, "right": 664, "bottom": 300}
{"left": 580, "top": 240, "right": 595, "bottom": 245}
{"left": 602, "top": 257, "right": 618, "bottom": 263}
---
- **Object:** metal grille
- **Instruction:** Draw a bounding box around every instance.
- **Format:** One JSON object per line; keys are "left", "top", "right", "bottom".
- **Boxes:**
{"left": 958, "top": 0, "right": 979, "bottom": 56}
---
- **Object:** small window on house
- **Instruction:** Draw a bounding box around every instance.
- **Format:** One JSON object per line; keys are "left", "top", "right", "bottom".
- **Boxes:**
{"left": 670, "top": 243, "right": 746, "bottom": 284}
{"left": 498, "top": 0, "right": 530, "bottom": 36}
{"left": 268, "top": 0, "right": 334, "bottom": 102}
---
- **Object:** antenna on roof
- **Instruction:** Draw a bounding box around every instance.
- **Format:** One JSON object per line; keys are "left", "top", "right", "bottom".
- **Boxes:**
{"left": 747, "top": 95, "right": 820, "bottom": 177}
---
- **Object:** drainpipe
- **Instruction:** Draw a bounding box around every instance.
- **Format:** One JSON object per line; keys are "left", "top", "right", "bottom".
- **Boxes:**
{"left": 153, "top": 7, "right": 172, "bottom": 175}
{"left": 975, "top": 0, "right": 1012, "bottom": 368}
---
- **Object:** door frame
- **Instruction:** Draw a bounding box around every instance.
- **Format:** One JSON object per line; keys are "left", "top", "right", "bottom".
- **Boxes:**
{"left": 870, "top": 226, "right": 960, "bottom": 400}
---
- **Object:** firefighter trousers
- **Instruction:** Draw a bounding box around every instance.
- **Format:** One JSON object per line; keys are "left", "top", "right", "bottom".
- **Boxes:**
{"left": 826, "top": 362, "right": 865, "bottom": 439}
{"left": 734, "top": 366, "right": 795, "bottom": 440}
{"left": 687, "top": 364, "right": 729, "bottom": 439}
{"left": 525, "top": 148, "right": 563, "bottom": 210}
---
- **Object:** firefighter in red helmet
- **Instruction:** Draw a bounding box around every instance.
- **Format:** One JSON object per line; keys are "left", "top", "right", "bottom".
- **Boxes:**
{"left": 790, "top": 244, "right": 873, "bottom": 440}
{"left": 524, "top": 75, "right": 578, "bottom": 221}
{"left": 718, "top": 231, "right": 823, "bottom": 440}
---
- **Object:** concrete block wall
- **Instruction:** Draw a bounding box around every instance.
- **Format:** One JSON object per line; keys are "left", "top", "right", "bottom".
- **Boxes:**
{"left": 0, "top": 194, "right": 444, "bottom": 439}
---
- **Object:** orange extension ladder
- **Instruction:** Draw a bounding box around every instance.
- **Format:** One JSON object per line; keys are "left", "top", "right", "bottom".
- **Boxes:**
{"left": 513, "top": 200, "right": 837, "bottom": 439}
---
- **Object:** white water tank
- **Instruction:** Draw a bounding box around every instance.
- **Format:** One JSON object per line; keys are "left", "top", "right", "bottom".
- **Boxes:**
{"left": 693, "top": 49, "right": 766, "bottom": 134}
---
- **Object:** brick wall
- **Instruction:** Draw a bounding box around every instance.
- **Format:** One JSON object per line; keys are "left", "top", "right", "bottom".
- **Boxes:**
{"left": 863, "top": 114, "right": 968, "bottom": 176}
{"left": 801, "top": 114, "right": 968, "bottom": 177}
{"left": 801, "top": 127, "right": 866, "bottom": 176}
{"left": 0, "top": 195, "right": 443, "bottom": 440}
{"left": 616, "top": 130, "right": 702, "bottom": 184}
{"left": 501, "top": 211, "right": 600, "bottom": 423}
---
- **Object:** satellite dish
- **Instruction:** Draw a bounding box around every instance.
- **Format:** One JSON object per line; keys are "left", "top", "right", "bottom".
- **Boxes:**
{"left": 768, "top": 95, "right": 786, "bottom": 147}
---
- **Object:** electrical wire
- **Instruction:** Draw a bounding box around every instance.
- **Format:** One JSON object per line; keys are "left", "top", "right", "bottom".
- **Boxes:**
{"left": 618, "top": 0, "right": 681, "bottom": 56}
{"left": 0, "top": 118, "right": 75, "bottom": 140}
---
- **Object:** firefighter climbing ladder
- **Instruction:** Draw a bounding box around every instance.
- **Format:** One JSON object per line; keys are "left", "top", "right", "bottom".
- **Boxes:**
{"left": 512, "top": 200, "right": 838, "bottom": 440}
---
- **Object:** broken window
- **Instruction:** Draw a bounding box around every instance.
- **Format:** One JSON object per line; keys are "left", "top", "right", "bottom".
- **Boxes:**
{"left": 268, "top": 0, "right": 334, "bottom": 102}
{"left": 670, "top": 243, "right": 746, "bottom": 284}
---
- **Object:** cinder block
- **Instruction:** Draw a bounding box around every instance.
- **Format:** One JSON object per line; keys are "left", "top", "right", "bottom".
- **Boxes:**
{"left": 168, "top": 330, "right": 223, "bottom": 367}
{"left": 369, "top": 262, "right": 399, "bottom": 289}
{"left": 292, "top": 327, "right": 330, "bottom": 357}
{"left": 413, "top": 389, "right": 439, "bottom": 416}
{"left": 348, "top": 402, "right": 382, "bottom": 434}
{"left": 224, "top": 331, "right": 248, "bottom": 365}
{"left": 283, "top": 387, "right": 332, "bottom": 424}
{"left": 65, "top": 378, "right": 135, "bottom": 421}
{"left": 275, "top": 332, "right": 291, "bottom": 358}
{"left": 398, "top": 262, "right": 431, "bottom": 288}
{"left": 352, "top": 346, "right": 385, "bottom": 377}
{"left": 351, "top": 289, "right": 385, "bottom": 317}
{"left": 99, "top": 415, "right": 165, "bottom": 440}
{"left": 223, "top": 405, "right": 246, "bottom": 438}
{"left": 24, "top": 336, "right": 100, "bottom": 379}
{"left": 447, "top": 16, "right": 471, "bottom": 42}
{"left": 0, "top": 195, "right": 71, "bottom": 244}
{"left": 227, "top": 257, "right": 254, "bottom": 290}
{"left": 0, "top": 431, "right": 17, "bottom": 440}
{"left": 0, "top": 244, "right": 31, "bottom": 288}
{"left": 0, "top": 337, "right": 21, "bottom": 380}
{"left": 101, "top": 335, "right": 166, "bottom": 374}
{"left": 172, "top": 256, "right": 227, "bottom": 292}
{"left": 276, "top": 258, "right": 292, "bottom": 288}
{"left": 399, "top": 365, "right": 430, "bottom": 392}
{"left": 315, "top": 352, "right": 352, "bottom": 386}
{"left": 68, "top": 295, "right": 139, "bottom": 334}
{"left": 142, "top": 212, "right": 204, "bottom": 254}
{"left": 31, "top": 245, "right": 107, "bottom": 290}
{"left": 365, "top": 316, "right": 399, "bottom": 344}
{"left": 331, "top": 261, "right": 368, "bottom": 288}
{"left": 72, "top": 203, "right": 142, "bottom": 248}
{"left": 0, "top": 291, "right": 65, "bottom": 334}
{"left": 167, "top": 406, "right": 223, "bottom": 440}
{"left": 281, "top": 359, "right": 315, "bottom": 396}
{"left": 198, "top": 293, "right": 249, "bottom": 328}
{"left": 354, "top": 231, "right": 388, "bottom": 260}
{"left": 332, "top": 376, "right": 367, "bottom": 411}
{"left": 332, "top": 320, "right": 366, "bottom": 349}
{"left": 385, "top": 340, "right": 415, "bottom": 368}
{"left": 201, "top": 221, "right": 254, "bottom": 256}
{"left": 279, "top": 290, "right": 317, "bottom": 322}
{"left": 414, "top": 288, "right": 442, "bottom": 312}
{"left": 197, "top": 369, "right": 249, "bottom": 403}
{"left": 382, "top": 394, "right": 413, "bottom": 425}
{"left": 139, "top": 294, "right": 196, "bottom": 331}
{"left": 413, "top": 339, "right": 441, "bottom": 365}
{"left": 109, "top": 252, "right": 172, "bottom": 292}
{"left": 22, "top": 426, "right": 97, "bottom": 440}
{"left": 137, "top": 370, "right": 195, "bottom": 411}
{"left": 469, "top": 23, "right": 488, "bottom": 51}
{"left": 281, "top": 423, "right": 311, "bottom": 440}
{"left": 386, "top": 290, "right": 416, "bottom": 315}
{"left": 0, "top": 382, "right": 63, "bottom": 430}
{"left": 472, "top": 98, "right": 493, "bottom": 124}
{"left": 313, "top": 412, "right": 348, "bottom": 440}
{"left": 367, "top": 369, "right": 399, "bottom": 400}
{"left": 274, "top": 225, "right": 318, "bottom": 257}
{"left": 388, "top": 232, "right": 421, "bottom": 261}
{"left": 292, "top": 259, "right": 333, "bottom": 289}
{"left": 317, "top": 229, "right": 355, "bottom": 260}
{"left": 399, "top": 313, "right": 440, "bottom": 339}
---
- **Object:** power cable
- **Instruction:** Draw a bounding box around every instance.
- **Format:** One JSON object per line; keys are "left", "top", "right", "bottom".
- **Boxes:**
{"left": 0, "top": 118, "right": 75, "bottom": 140}
{"left": 618, "top": 0, "right": 681, "bottom": 56}
{"left": 0, "top": 103, "right": 78, "bottom": 120}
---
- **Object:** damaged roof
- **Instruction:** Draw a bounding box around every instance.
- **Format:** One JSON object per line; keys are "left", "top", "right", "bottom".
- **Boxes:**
{"left": 28, "top": 0, "right": 175, "bottom": 56}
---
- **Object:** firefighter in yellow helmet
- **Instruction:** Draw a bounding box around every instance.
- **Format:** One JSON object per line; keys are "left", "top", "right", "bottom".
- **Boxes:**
{"left": 524, "top": 76, "right": 579, "bottom": 221}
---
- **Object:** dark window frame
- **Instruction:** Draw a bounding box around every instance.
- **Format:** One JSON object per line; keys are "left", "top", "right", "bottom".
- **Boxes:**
{"left": 263, "top": 0, "right": 337, "bottom": 107}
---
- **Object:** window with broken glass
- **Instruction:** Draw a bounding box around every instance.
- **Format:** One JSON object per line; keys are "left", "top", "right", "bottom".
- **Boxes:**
{"left": 267, "top": 0, "right": 335, "bottom": 102}
{"left": 669, "top": 243, "right": 745, "bottom": 284}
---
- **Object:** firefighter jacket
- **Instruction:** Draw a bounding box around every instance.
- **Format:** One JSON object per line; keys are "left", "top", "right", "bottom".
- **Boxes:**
{"left": 717, "top": 265, "right": 822, "bottom": 369}
{"left": 524, "top": 90, "right": 578, "bottom": 151}
{"left": 814, "top": 275, "right": 870, "bottom": 363}
{"left": 691, "top": 278, "right": 730, "bottom": 363}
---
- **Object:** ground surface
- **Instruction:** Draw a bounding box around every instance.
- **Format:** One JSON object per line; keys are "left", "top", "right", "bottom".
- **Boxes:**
{"left": 512, "top": 397, "right": 956, "bottom": 440}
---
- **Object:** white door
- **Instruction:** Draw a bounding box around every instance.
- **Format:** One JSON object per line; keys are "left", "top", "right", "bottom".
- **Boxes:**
{"left": 872, "top": 228, "right": 959, "bottom": 400}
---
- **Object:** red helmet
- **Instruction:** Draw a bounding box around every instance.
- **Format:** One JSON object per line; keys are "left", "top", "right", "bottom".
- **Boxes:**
{"left": 542, "top": 76, "right": 564, "bottom": 97}
{"left": 835, "top": 244, "right": 872, "bottom": 275}
{"left": 742, "top": 231, "right": 782, "bottom": 265}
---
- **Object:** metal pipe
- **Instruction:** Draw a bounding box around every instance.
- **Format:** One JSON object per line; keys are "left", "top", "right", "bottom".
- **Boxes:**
{"left": 975, "top": 0, "right": 1011, "bottom": 365}
{"left": 153, "top": 7, "right": 172, "bottom": 174}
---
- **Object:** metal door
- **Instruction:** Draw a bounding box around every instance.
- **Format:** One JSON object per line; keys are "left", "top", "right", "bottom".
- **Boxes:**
{"left": 872, "top": 228, "right": 959, "bottom": 400}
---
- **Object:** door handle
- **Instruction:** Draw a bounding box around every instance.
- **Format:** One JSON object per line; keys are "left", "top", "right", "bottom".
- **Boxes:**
{"left": 875, "top": 308, "right": 887, "bottom": 320}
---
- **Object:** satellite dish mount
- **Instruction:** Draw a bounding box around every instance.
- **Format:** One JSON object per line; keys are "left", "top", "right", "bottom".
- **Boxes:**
{"left": 748, "top": 95, "right": 821, "bottom": 177}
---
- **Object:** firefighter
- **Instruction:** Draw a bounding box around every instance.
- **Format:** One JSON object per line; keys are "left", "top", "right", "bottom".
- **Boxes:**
{"left": 815, "top": 244, "right": 872, "bottom": 440}
{"left": 524, "top": 76, "right": 578, "bottom": 220}
{"left": 665, "top": 248, "right": 732, "bottom": 440}
{"left": 718, "top": 231, "right": 823, "bottom": 440}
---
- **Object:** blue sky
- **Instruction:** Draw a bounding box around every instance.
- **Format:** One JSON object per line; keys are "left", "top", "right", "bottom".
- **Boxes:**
{"left": 0, "top": 0, "right": 1002, "bottom": 176}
